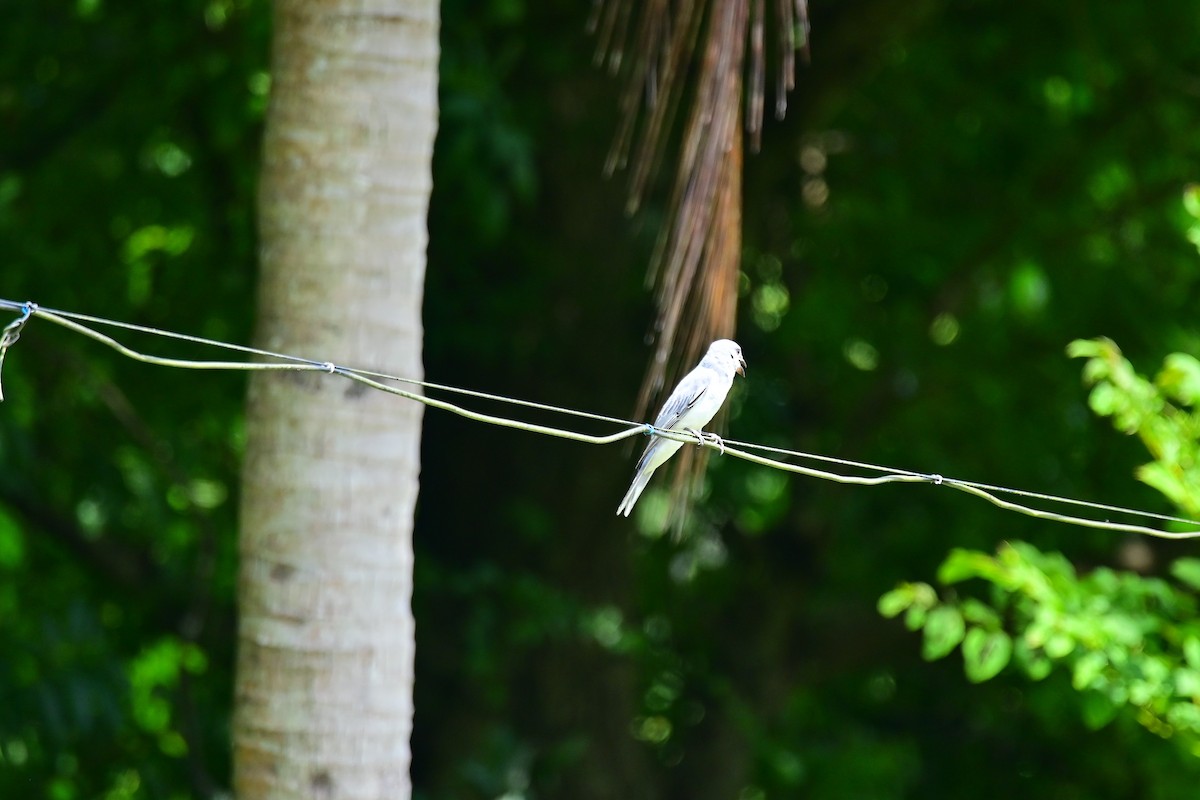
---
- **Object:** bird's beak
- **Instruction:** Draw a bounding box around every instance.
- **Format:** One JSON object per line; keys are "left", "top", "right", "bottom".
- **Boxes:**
{"left": 736, "top": 357, "right": 746, "bottom": 377}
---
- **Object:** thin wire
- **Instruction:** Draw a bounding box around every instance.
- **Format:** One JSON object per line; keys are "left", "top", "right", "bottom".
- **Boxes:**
{"left": 2, "top": 298, "right": 1198, "bottom": 540}
{"left": 722, "top": 438, "right": 1200, "bottom": 527}
{"left": 0, "top": 300, "right": 638, "bottom": 431}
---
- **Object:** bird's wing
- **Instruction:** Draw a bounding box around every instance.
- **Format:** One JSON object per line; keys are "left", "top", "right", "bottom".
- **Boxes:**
{"left": 652, "top": 368, "right": 712, "bottom": 431}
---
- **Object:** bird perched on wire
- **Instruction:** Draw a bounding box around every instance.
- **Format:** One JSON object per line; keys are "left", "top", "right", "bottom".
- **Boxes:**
{"left": 617, "top": 339, "right": 746, "bottom": 516}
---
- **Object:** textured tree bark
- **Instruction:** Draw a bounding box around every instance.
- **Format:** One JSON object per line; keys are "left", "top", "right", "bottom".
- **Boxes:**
{"left": 234, "top": 1, "right": 437, "bottom": 798}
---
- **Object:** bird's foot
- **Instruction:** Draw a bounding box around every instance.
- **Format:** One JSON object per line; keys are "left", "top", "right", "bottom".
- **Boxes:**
{"left": 685, "top": 428, "right": 726, "bottom": 455}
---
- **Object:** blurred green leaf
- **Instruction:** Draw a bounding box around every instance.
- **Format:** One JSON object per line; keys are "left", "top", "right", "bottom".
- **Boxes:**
{"left": 1138, "top": 463, "right": 1188, "bottom": 509}
{"left": 1158, "top": 354, "right": 1200, "bottom": 404}
{"left": 922, "top": 606, "right": 966, "bottom": 661}
{"left": 1072, "top": 651, "right": 1107, "bottom": 691}
{"left": 877, "top": 587, "right": 913, "bottom": 618}
{"left": 1066, "top": 338, "right": 1105, "bottom": 360}
{"left": 904, "top": 603, "right": 928, "bottom": 632}
{"left": 1043, "top": 633, "right": 1076, "bottom": 660}
{"left": 1013, "top": 638, "right": 1054, "bottom": 681}
{"left": 1184, "top": 636, "right": 1200, "bottom": 670}
{"left": 960, "top": 598, "right": 1001, "bottom": 627}
{"left": 1175, "top": 668, "right": 1200, "bottom": 698}
{"left": 938, "top": 549, "right": 1010, "bottom": 587}
{"left": 1088, "top": 382, "right": 1120, "bottom": 418}
{"left": 1172, "top": 561, "right": 1200, "bottom": 593}
{"left": 1081, "top": 692, "right": 1121, "bottom": 730}
{"left": 962, "top": 627, "right": 1012, "bottom": 683}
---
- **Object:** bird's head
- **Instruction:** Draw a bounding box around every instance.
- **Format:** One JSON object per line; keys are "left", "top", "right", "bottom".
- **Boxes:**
{"left": 709, "top": 339, "right": 746, "bottom": 377}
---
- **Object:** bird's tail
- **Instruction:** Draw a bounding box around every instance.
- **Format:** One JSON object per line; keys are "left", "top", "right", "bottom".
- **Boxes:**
{"left": 617, "top": 470, "right": 653, "bottom": 517}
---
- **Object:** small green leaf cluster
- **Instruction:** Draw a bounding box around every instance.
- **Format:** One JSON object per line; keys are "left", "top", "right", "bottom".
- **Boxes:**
{"left": 882, "top": 342, "right": 1200, "bottom": 748}
{"left": 882, "top": 544, "right": 1200, "bottom": 742}
{"left": 1069, "top": 338, "right": 1200, "bottom": 516}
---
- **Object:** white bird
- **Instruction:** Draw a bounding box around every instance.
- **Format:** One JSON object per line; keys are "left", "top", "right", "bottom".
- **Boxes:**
{"left": 617, "top": 339, "right": 746, "bottom": 516}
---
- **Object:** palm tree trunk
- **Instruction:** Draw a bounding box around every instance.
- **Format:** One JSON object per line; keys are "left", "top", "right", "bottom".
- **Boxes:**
{"left": 234, "top": 1, "right": 438, "bottom": 798}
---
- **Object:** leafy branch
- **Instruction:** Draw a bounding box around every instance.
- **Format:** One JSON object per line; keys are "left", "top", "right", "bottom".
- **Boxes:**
{"left": 881, "top": 339, "right": 1200, "bottom": 745}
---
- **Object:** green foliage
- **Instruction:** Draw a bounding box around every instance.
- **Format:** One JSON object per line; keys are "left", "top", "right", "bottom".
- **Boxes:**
{"left": 885, "top": 541, "right": 1200, "bottom": 743}
{"left": 1, "top": 0, "right": 264, "bottom": 795}
{"left": 1070, "top": 338, "right": 1200, "bottom": 515}
{"left": 882, "top": 345, "right": 1200, "bottom": 750}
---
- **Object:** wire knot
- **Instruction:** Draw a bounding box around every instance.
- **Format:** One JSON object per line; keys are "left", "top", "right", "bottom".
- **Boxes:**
{"left": 0, "top": 301, "right": 37, "bottom": 402}
{"left": 1, "top": 303, "right": 34, "bottom": 348}
{"left": 929, "top": 473, "right": 944, "bottom": 485}
{"left": 643, "top": 423, "right": 657, "bottom": 437}
{"left": 321, "top": 361, "right": 337, "bottom": 374}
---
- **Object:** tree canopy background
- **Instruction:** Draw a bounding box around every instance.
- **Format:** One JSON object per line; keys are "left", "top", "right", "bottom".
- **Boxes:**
{"left": 2, "top": 0, "right": 1199, "bottom": 798}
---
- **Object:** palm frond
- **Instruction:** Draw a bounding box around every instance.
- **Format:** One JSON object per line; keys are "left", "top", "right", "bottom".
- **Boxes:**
{"left": 594, "top": 0, "right": 809, "bottom": 531}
